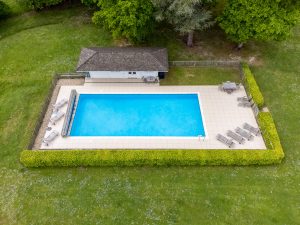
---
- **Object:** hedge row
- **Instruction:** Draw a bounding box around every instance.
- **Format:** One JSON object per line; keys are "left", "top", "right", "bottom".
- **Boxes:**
{"left": 20, "top": 113, "right": 284, "bottom": 167}
{"left": 257, "top": 112, "right": 284, "bottom": 159}
{"left": 242, "top": 63, "right": 265, "bottom": 109}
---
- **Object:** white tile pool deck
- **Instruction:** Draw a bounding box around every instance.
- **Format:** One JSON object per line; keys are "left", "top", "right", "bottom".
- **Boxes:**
{"left": 40, "top": 84, "right": 266, "bottom": 150}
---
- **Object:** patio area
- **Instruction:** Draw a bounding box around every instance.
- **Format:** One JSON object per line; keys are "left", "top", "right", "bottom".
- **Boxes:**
{"left": 36, "top": 82, "right": 266, "bottom": 150}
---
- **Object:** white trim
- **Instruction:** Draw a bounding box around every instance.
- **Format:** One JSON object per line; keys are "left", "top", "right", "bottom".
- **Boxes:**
{"left": 197, "top": 92, "right": 208, "bottom": 140}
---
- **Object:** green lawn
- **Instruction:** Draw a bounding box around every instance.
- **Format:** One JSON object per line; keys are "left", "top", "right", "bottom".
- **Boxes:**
{"left": 161, "top": 67, "right": 241, "bottom": 85}
{"left": 0, "top": 6, "right": 299, "bottom": 225}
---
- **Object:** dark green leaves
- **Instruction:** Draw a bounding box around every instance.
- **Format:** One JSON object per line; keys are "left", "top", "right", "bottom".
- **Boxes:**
{"left": 218, "top": 0, "right": 300, "bottom": 44}
{"left": 92, "top": 0, "right": 154, "bottom": 43}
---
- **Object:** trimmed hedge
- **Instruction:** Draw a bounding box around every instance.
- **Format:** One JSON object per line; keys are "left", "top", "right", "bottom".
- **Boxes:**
{"left": 257, "top": 112, "right": 284, "bottom": 159}
{"left": 242, "top": 63, "right": 265, "bottom": 109}
{"left": 20, "top": 113, "right": 284, "bottom": 167}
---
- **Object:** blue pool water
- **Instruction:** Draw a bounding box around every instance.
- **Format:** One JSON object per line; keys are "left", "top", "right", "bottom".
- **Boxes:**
{"left": 70, "top": 94, "right": 205, "bottom": 137}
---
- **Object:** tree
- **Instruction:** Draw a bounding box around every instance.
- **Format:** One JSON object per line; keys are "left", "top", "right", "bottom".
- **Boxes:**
{"left": 152, "top": 0, "right": 215, "bottom": 47}
{"left": 218, "top": 0, "right": 300, "bottom": 48}
{"left": 92, "top": 0, "right": 154, "bottom": 43}
{"left": 0, "top": 0, "right": 10, "bottom": 19}
{"left": 18, "top": 0, "right": 64, "bottom": 10}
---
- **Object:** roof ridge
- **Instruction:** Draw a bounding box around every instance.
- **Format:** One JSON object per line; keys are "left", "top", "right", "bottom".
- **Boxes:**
{"left": 146, "top": 49, "right": 165, "bottom": 70}
{"left": 77, "top": 47, "right": 168, "bottom": 71}
{"left": 77, "top": 48, "right": 97, "bottom": 70}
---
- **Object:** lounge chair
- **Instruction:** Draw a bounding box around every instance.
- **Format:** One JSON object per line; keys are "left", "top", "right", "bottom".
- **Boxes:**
{"left": 237, "top": 95, "right": 252, "bottom": 102}
{"left": 235, "top": 127, "right": 253, "bottom": 140}
{"left": 251, "top": 104, "right": 259, "bottom": 116}
{"left": 50, "top": 111, "right": 65, "bottom": 125}
{"left": 216, "top": 134, "right": 235, "bottom": 148}
{"left": 243, "top": 123, "right": 261, "bottom": 136}
{"left": 53, "top": 98, "right": 68, "bottom": 111}
{"left": 226, "top": 130, "right": 245, "bottom": 144}
{"left": 42, "top": 130, "right": 59, "bottom": 146}
{"left": 238, "top": 99, "right": 254, "bottom": 107}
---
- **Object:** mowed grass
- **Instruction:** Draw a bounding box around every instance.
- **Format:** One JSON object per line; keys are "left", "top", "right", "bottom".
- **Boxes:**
{"left": 161, "top": 67, "right": 241, "bottom": 85}
{"left": 0, "top": 6, "right": 300, "bottom": 225}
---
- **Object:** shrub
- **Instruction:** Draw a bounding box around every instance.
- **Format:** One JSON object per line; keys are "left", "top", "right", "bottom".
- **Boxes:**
{"left": 20, "top": 0, "right": 64, "bottom": 10}
{"left": 242, "top": 63, "right": 264, "bottom": 109}
{"left": 20, "top": 112, "right": 284, "bottom": 168}
{"left": 0, "top": 1, "right": 10, "bottom": 19}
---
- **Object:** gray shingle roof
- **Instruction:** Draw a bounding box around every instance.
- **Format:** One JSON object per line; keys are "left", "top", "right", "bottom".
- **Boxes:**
{"left": 76, "top": 47, "right": 168, "bottom": 72}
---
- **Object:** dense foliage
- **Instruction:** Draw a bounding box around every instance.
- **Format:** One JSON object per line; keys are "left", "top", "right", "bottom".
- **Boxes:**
{"left": 0, "top": 0, "right": 10, "bottom": 18}
{"left": 152, "top": 0, "right": 215, "bottom": 47}
{"left": 242, "top": 63, "right": 265, "bottom": 109}
{"left": 218, "top": 0, "right": 300, "bottom": 46}
{"left": 19, "top": 0, "right": 64, "bottom": 10}
{"left": 92, "top": 0, "right": 154, "bottom": 43}
{"left": 80, "top": 0, "right": 97, "bottom": 7}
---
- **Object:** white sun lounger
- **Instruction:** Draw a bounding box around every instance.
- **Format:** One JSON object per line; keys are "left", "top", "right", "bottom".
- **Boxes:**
{"left": 243, "top": 123, "right": 261, "bottom": 136}
{"left": 50, "top": 111, "right": 65, "bottom": 125}
{"left": 226, "top": 130, "right": 245, "bottom": 144}
{"left": 216, "top": 134, "right": 235, "bottom": 148}
{"left": 42, "top": 130, "right": 59, "bottom": 146}
{"left": 235, "top": 127, "right": 253, "bottom": 140}
{"left": 53, "top": 98, "right": 68, "bottom": 111}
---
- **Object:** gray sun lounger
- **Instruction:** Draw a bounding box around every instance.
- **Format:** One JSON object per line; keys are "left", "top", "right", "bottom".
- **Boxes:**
{"left": 251, "top": 104, "right": 259, "bottom": 116}
{"left": 42, "top": 130, "right": 59, "bottom": 146}
{"left": 238, "top": 101, "right": 254, "bottom": 107}
{"left": 235, "top": 127, "right": 253, "bottom": 140}
{"left": 226, "top": 130, "right": 245, "bottom": 144}
{"left": 237, "top": 95, "right": 252, "bottom": 102}
{"left": 216, "top": 134, "right": 235, "bottom": 148}
{"left": 243, "top": 123, "right": 261, "bottom": 136}
{"left": 53, "top": 98, "right": 68, "bottom": 111}
{"left": 50, "top": 111, "right": 65, "bottom": 125}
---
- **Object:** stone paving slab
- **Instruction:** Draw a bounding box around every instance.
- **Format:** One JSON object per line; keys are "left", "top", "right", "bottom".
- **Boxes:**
{"left": 38, "top": 84, "right": 266, "bottom": 150}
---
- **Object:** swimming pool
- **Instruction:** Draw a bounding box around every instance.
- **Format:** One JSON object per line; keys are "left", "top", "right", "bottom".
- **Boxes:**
{"left": 70, "top": 94, "right": 205, "bottom": 137}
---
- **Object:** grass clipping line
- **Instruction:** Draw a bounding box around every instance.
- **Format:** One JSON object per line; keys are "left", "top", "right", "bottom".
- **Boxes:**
{"left": 20, "top": 112, "right": 284, "bottom": 167}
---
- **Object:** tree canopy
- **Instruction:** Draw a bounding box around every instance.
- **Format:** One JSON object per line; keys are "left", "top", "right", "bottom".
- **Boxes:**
{"left": 152, "top": 0, "right": 215, "bottom": 47}
{"left": 92, "top": 0, "right": 154, "bottom": 43}
{"left": 0, "top": 0, "right": 10, "bottom": 19}
{"left": 218, "top": 0, "right": 300, "bottom": 46}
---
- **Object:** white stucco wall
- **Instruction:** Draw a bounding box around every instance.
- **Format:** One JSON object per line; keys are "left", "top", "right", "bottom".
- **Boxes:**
{"left": 88, "top": 71, "right": 158, "bottom": 79}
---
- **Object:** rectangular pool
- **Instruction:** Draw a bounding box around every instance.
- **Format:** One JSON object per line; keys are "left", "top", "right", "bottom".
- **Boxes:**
{"left": 70, "top": 94, "right": 205, "bottom": 137}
